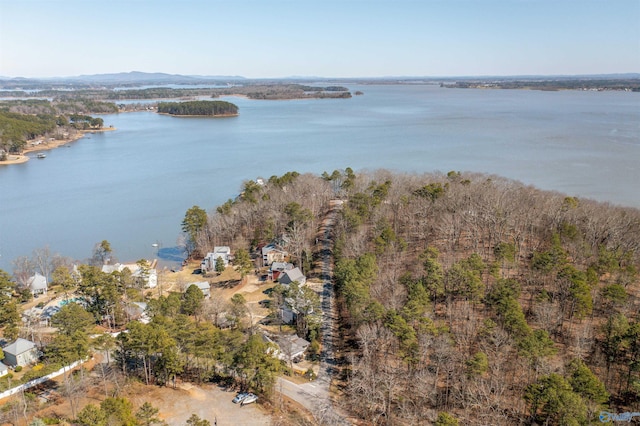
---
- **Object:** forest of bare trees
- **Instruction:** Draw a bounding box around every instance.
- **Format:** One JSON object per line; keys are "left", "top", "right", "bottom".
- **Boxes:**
{"left": 193, "top": 169, "right": 639, "bottom": 425}
{"left": 329, "top": 169, "right": 639, "bottom": 425}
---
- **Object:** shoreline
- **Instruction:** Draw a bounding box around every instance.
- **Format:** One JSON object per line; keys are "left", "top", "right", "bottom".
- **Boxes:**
{"left": 0, "top": 127, "right": 116, "bottom": 166}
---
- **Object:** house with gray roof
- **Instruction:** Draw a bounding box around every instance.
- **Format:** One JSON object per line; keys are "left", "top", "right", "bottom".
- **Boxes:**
{"left": 27, "top": 273, "right": 48, "bottom": 296}
{"left": 187, "top": 281, "right": 211, "bottom": 298}
{"left": 3, "top": 338, "right": 38, "bottom": 367}
{"left": 263, "top": 333, "right": 310, "bottom": 363}
{"left": 268, "top": 262, "right": 294, "bottom": 281}
{"left": 278, "top": 267, "right": 306, "bottom": 286}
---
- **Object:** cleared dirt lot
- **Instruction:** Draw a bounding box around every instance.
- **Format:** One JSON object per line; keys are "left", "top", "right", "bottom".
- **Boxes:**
{"left": 130, "top": 382, "right": 272, "bottom": 426}
{"left": 24, "top": 375, "right": 271, "bottom": 426}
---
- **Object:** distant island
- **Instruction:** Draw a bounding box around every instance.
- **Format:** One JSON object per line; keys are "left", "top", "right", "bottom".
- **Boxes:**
{"left": 441, "top": 77, "right": 640, "bottom": 91}
{"left": 157, "top": 100, "right": 238, "bottom": 117}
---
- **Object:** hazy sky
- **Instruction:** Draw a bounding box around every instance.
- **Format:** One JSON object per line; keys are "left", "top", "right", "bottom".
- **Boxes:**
{"left": 1, "top": 0, "right": 638, "bottom": 78}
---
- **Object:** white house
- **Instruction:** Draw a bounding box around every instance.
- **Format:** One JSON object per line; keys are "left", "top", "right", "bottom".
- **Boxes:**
{"left": 126, "top": 264, "right": 157, "bottom": 289}
{"left": 145, "top": 269, "right": 158, "bottom": 288}
{"left": 0, "top": 362, "right": 8, "bottom": 377}
{"left": 27, "top": 273, "right": 48, "bottom": 296}
{"left": 201, "top": 247, "right": 231, "bottom": 272}
{"left": 102, "top": 263, "right": 157, "bottom": 288}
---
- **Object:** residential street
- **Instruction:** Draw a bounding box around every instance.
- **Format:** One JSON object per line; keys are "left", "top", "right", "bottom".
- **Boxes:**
{"left": 277, "top": 201, "right": 350, "bottom": 425}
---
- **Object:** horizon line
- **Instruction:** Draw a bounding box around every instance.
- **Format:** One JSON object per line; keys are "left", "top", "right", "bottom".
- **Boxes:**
{"left": 2, "top": 71, "right": 640, "bottom": 81}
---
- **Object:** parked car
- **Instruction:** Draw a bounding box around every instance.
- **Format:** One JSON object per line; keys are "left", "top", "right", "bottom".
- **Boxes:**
{"left": 232, "top": 392, "right": 249, "bottom": 404}
{"left": 241, "top": 393, "right": 258, "bottom": 406}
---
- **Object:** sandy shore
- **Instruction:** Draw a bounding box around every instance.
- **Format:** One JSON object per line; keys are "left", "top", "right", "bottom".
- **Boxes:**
{"left": 0, "top": 127, "right": 116, "bottom": 166}
{"left": 0, "top": 154, "right": 29, "bottom": 165}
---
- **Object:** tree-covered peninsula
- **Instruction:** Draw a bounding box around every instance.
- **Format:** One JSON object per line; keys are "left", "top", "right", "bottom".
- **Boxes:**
{"left": 0, "top": 99, "right": 115, "bottom": 155}
{"left": 187, "top": 169, "right": 640, "bottom": 425}
{"left": 157, "top": 100, "right": 238, "bottom": 116}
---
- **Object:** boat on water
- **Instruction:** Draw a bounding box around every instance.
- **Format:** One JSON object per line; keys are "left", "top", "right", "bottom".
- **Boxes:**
{"left": 36, "top": 153, "right": 46, "bottom": 159}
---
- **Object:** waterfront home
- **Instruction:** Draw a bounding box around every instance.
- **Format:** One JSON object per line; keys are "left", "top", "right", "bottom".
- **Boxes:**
{"left": 3, "top": 338, "right": 38, "bottom": 367}
{"left": 27, "top": 273, "right": 48, "bottom": 297}
{"left": 201, "top": 246, "right": 231, "bottom": 272}
{"left": 102, "top": 263, "right": 157, "bottom": 288}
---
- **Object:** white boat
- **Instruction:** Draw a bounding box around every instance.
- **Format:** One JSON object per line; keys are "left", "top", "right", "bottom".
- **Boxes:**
{"left": 36, "top": 153, "right": 46, "bottom": 159}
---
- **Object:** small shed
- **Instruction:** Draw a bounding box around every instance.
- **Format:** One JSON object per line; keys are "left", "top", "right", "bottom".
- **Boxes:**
{"left": 27, "top": 273, "right": 48, "bottom": 296}
{"left": 3, "top": 338, "right": 38, "bottom": 367}
{"left": 0, "top": 362, "right": 8, "bottom": 377}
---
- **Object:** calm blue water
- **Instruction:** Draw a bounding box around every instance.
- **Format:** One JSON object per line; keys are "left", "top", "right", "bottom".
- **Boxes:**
{"left": 0, "top": 84, "right": 638, "bottom": 271}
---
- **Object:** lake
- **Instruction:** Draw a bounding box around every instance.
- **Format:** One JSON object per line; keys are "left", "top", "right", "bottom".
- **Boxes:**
{"left": 0, "top": 84, "right": 638, "bottom": 271}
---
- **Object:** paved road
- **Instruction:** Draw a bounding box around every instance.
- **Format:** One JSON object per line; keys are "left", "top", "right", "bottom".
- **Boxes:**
{"left": 277, "top": 201, "right": 349, "bottom": 425}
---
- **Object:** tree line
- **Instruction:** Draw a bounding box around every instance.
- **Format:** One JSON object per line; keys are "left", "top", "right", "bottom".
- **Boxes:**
{"left": 0, "top": 84, "right": 353, "bottom": 101}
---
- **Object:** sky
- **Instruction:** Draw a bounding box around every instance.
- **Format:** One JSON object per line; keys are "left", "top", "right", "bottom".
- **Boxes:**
{"left": 0, "top": 0, "right": 639, "bottom": 78}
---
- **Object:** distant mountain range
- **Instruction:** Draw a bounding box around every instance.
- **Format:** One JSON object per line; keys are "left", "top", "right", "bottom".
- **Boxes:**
{"left": 66, "top": 71, "right": 246, "bottom": 83}
{"left": 0, "top": 71, "right": 246, "bottom": 88}
{"left": 0, "top": 71, "right": 638, "bottom": 89}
